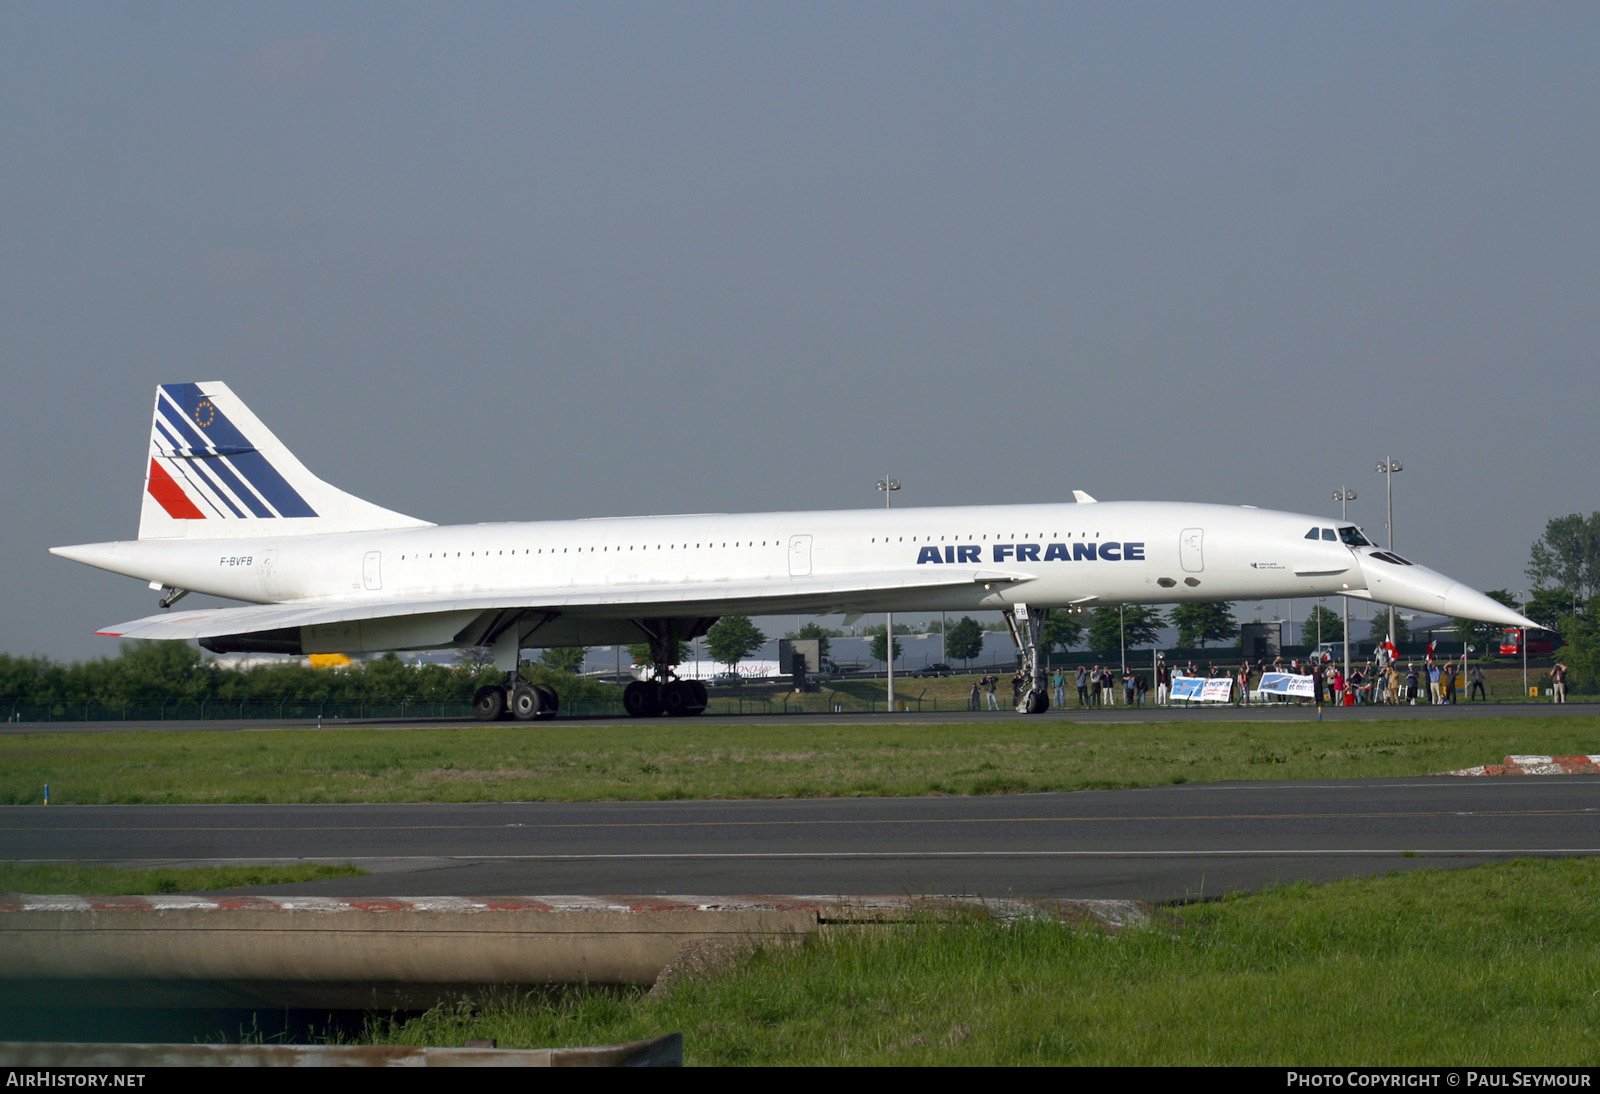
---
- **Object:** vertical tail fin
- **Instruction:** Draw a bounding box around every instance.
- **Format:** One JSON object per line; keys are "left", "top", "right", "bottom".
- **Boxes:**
{"left": 139, "top": 382, "right": 431, "bottom": 540}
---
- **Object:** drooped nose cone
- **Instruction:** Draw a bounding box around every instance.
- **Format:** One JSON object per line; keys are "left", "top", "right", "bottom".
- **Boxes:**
{"left": 1356, "top": 549, "right": 1540, "bottom": 630}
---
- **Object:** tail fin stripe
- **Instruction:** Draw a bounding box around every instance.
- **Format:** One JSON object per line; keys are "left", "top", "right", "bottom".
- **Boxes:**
{"left": 154, "top": 409, "right": 263, "bottom": 518}
{"left": 160, "top": 455, "right": 232, "bottom": 519}
{"left": 152, "top": 416, "right": 247, "bottom": 518}
{"left": 157, "top": 384, "right": 316, "bottom": 519}
{"left": 146, "top": 459, "right": 207, "bottom": 520}
{"left": 155, "top": 395, "right": 277, "bottom": 518}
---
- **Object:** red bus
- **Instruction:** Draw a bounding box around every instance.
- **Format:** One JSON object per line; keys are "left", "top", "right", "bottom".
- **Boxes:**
{"left": 1499, "top": 628, "right": 1557, "bottom": 657}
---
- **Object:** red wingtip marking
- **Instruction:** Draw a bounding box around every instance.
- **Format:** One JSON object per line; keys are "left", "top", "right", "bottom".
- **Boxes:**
{"left": 147, "top": 458, "right": 206, "bottom": 520}
{"left": 95, "top": 631, "right": 123, "bottom": 637}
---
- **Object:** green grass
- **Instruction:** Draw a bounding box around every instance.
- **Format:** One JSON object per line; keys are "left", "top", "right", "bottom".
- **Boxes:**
{"left": 2, "top": 715, "right": 1597, "bottom": 804}
{"left": 0, "top": 861, "right": 365, "bottom": 894}
{"left": 357, "top": 858, "right": 1600, "bottom": 1065}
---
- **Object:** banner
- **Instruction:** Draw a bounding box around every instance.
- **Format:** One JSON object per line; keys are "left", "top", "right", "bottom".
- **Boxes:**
{"left": 1256, "top": 672, "right": 1315, "bottom": 698}
{"left": 1171, "top": 676, "right": 1234, "bottom": 703}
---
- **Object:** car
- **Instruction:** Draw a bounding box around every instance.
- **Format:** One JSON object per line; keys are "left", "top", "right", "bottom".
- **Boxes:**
{"left": 913, "top": 663, "right": 954, "bottom": 678}
{"left": 709, "top": 671, "right": 746, "bottom": 687}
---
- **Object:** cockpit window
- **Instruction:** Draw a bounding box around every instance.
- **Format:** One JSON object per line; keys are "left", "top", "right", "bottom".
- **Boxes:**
{"left": 1305, "top": 527, "right": 1319, "bottom": 540}
{"left": 1321, "top": 528, "right": 1337, "bottom": 541}
{"left": 1338, "top": 526, "right": 1372, "bottom": 547}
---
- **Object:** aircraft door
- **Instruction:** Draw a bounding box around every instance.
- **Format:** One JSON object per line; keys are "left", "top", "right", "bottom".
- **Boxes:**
{"left": 363, "top": 551, "right": 382, "bottom": 591}
{"left": 1180, "top": 528, "right": 1204, "bottom": 573}
{"left": 788, "top": 535, "right": 812, "bottom": 577}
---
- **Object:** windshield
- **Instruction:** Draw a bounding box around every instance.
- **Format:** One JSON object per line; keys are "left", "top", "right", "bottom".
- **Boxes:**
{"left": 1338, "top": 526, "right": 1372, "bottom": 547}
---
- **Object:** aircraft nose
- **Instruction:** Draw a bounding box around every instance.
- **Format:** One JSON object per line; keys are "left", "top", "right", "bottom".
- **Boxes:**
{"left": 1440, "top": 583, "right": 1541, "bottom": 631}
{"left": 1356, "top": 551, "right": 1540, "bottom": 630}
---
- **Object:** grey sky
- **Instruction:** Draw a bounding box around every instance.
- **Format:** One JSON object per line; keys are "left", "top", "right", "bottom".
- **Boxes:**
{"left": 7, "top": 2, "right": 1597, "bottom": 661}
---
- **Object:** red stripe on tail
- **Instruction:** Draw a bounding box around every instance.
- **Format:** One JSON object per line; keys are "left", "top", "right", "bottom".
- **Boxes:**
{"left": 147, "top": 458, "right": 206, "bottom": 519}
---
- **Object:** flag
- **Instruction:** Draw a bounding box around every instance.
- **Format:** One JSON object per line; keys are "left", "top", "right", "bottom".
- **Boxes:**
{"left": 1383, "top": 639, "right": 1399, "bottom": 662}
{"left": 1426, "top": 640, "right": 1437, "bottom": 662}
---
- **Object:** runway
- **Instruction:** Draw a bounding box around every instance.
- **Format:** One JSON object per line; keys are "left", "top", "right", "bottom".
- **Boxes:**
{"left": 5, "top": 776, "right": 1598, "bottom": 903}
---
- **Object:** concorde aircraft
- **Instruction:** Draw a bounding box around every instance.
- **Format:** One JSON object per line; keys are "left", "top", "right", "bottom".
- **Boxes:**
{"left": 51, "top": 382, "right": 1538, "bottom": 719}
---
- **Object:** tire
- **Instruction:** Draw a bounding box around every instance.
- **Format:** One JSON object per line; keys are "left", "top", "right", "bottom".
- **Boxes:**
{"left": 511, "top": 684, "right": 542, "bottom": 721}
{"left": 623, "top": 680, "right": 662, "bottom": 717}
{"left": 533, "top": 684, "right": 559, "bottom": 720}
{"left": 662, "top": 682, "right": 693, "bottom": 717}
{"left": 473, "top": 685, "right": 507, "bottom": 722}
{"left": 1021, "top": 688, "right": 1050, "bottom": 715}
{"left": 686, "top": 680, "right": 708, "bottom": 716}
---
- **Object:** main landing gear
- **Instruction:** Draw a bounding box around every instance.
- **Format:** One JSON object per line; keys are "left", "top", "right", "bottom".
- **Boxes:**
{"left": 622, "top": 616, "right": 714, "bottom": 718}
{"left": 472, "top": 678, "right": 559, "bottom": 722}
{"left": 621, "top": 678, "right": 708, "bottom": 718}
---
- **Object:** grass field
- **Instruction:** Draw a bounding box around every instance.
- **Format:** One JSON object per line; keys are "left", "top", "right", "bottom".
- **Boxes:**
{"left": 2, "top": 714, "right": 1597, "bottom": 804}
{"left": 357, "top": 858, "right": 1600, "bottom": 1065}
{"left": 0, "top": 862, "right": 364, "bottom": 894}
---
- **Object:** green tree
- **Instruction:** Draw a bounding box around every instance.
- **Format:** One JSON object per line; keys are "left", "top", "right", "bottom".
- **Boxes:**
{"left": 1527, "top": 513, "right": 1600, "bottom": 610}
{"left": 1368, "top": 610, "right": 1410, "bottom": 644}
{"left": 865, "top": 624, "right": 903, "bottom": 666}
{"left": 1169, "top": 603, "right": 1239, "bottom": 649}
{"left": 944, "top": 616, "right": 984, "bottom": 668}
{"left": 1041, "top": 611, "right": 1084, "bottom": 656}
{"left": 706, "top": 616, "right": 767, "bottom": 669}
{"left": 628, "top": 639, "right": 690, "bottom": 666}
{"left": 1523, "top": 588, "right": 1576, "bottom": 633}
{"left": 538, "top": 647, "right": 588, "bottom": 674}
{"left": 1552, "top": 593, "right": 1600, "bottom": 691}
{"left": 1087, "top": 606, "right": 1163, "bottom": 657}
{"left": 1300, "top": 604, "right": 1343, "bottom": 648}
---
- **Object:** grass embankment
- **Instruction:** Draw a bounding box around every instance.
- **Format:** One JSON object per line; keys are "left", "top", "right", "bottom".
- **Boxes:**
{"left": 359, "top": 858, "right": 1600, "bottom": 1065}
{"left": 3, "top": 716, "right": 1597, "bottom": 804}
{"left": 0, "top": 862, "right": 365, "bottom": 894}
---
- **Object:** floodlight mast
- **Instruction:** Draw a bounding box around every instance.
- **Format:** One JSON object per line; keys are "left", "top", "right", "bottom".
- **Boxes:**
{"left": 1333, "top": 486, "right": 1357, "bottom": 683}
{"left": 1375, "top": 458, "right": 1403, "bottom": 645}
{"left": 877, "top": 475, "right": 900, "bottom": 711}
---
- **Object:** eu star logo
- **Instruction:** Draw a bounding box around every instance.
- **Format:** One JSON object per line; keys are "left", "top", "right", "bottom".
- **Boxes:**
{"left": 193, "top": 399, "right": 216, "bottom": 428}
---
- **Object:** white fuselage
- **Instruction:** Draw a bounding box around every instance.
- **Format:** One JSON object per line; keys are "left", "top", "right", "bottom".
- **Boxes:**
{"left": 69, "top": 500, "right": 1367, "bottom": 612}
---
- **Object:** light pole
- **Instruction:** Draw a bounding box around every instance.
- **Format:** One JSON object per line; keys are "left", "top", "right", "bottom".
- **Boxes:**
{"left": 1375, "top": 458, "right": 1402, "bottom": 645}
{"left": 877, "top": 475, "right": 900, "bottom": 711}
{"left": 1333, "top": 486, "right": 1357, "bottom": 682}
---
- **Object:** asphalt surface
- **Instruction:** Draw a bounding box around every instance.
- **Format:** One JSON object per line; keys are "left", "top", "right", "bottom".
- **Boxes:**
{"left": 4, "top": 698, "right": 1595, "bottom": 734}
{"left": 5, "top": 776, "right": 1598, "bottom": 903}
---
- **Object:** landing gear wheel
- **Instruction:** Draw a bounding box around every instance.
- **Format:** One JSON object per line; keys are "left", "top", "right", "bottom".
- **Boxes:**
{"left": 511, "top": 684, "right": 544, "bottom": 721}
{"left": 1020, "top": 688, "right": 1050, "bottom": 715}
{"left": 533, "top": 684, "right": 559, "bottom": 720}
{"left": 662, "top": 681, "right": 695, "bottom": 717}
{"left": 687, "top": 680, "right": 708, "bottom": 715}
{"left": 623, "top": 680, "right": 663, "bottom": 717}
{"left": 473, "top": 685, "right": 508, "bottom": 722}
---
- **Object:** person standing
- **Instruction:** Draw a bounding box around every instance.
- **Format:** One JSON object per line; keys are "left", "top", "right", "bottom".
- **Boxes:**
{"left": 1468, "top": 662, "right": 1486, "bottom": 702}
{"left": 984, "top": 674, "right": 1000, "bottom": 711}
{"left": 1157, "top": 661, "right": 1171, "bottom": 706}
{"left": 1552, "top": 662, "right": 1568, "bottom": 704}
{"left": 1051, "top": 667, "right": 1067, "bottom": 708}
{"left": 1076, "top": 665, "right": 1090, "bottom": 707}
{"left": 969, "top": 680, "right": 981, "bottom": 711}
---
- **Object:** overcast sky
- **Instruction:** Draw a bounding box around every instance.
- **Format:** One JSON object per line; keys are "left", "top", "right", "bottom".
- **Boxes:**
{"left": 6, "top": 2, "right": 1597, "bottom": 662}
